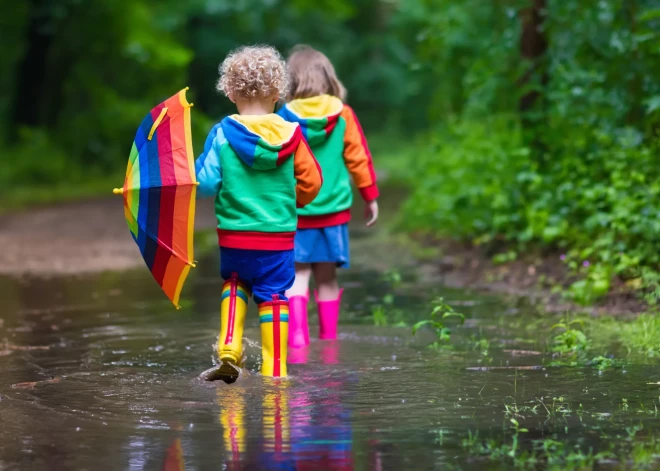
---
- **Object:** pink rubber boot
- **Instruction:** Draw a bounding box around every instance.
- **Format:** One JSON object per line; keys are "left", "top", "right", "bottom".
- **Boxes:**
{"left": 287, "top": 294, "right": 310, "bottom": 348}
{"left": 315, "top": 289, "right": 343, "bottom": 340}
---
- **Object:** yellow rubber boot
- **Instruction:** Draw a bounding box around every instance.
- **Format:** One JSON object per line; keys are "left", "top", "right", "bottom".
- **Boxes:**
{"left": 259, "top": 295, "right": 289, "bottom": 377}
{"left": 216, "top": 273, "right": 250, "bottom": 383}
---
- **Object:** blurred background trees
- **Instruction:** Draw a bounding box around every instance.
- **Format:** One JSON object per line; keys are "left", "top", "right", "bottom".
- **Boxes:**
{"left": 4, "top": 0, "right": 660, "bottom": 303}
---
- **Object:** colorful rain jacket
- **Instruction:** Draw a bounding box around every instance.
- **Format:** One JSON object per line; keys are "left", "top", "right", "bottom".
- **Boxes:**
{"left": 195, "top": 114, "right": 322, "bottom": 250}
{"left": 278, "top": 95, "right": 379, "bottom": 228}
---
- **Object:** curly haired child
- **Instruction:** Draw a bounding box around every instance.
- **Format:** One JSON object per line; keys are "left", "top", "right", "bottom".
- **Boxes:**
{"left": 196, "top": 45, "right": 323, "bottom": 381}
{"left": 278, "top": 45, "right": 379, "bottom": 353}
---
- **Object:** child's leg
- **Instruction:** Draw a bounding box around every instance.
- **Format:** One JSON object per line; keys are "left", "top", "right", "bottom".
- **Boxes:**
{"left": 313, "top": 262, "right": 343, "bottom": 340}
{"left": 286, "top": 263, "right": 312, "bottom": 297}
{"left": 286, "top": 263, "right": 312, "bottom": 350}
{"left": 253, "top": 250, "right": 295, "bottom": 377}
{"left": 313, "top": 262, "right": 340, "bottom": 301}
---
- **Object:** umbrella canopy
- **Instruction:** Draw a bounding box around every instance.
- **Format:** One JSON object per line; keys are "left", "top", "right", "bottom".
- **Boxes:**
{"left": 114, "top": 88, "right": 197, "bottom": 308}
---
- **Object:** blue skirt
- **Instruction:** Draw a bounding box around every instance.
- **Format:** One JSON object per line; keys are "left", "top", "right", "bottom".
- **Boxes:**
{"left": 294, "top": 223, "right": 350, "bottom": 268}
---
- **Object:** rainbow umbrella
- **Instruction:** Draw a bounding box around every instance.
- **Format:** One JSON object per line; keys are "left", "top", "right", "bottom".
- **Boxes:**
{"left": 114, "top": 88, "right": 197, "bottom": 308}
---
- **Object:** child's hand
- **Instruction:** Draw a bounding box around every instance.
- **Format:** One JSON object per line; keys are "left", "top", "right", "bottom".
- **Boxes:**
{"left": 365, "top": 199, "right": 379, "bottom": 227}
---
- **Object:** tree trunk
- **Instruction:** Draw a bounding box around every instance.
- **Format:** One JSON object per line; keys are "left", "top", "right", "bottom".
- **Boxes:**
{"left": 519, "top": 0, "right": 549, "bottom": 162}
{"left": 519, "top": 0, "right": 548, "bottom": 114}
{"left": 11, "top": 0, "right": 54, "bottom": 137}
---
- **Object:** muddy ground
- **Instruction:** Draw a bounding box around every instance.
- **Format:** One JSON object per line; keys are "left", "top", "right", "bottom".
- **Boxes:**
{"left": 0, "top": 198, "right": 216, "bottom": 276}
{"left": 0, "top": 198, "right": 644, "bottom": 314}
{"left": 427, "top": 238, "right": 644, "bottom": 315}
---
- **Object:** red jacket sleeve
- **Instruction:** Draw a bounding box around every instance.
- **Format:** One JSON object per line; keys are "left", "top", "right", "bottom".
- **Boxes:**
{"left": 341, "top": 105, "right": 379, "bottom": 201}
{"left": 293, "top": 137, "right": 323, "bottom": 207}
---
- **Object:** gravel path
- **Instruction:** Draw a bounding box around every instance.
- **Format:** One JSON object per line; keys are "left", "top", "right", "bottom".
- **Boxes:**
{"left": 0, "top": 198, "right": 216, "bottom": 276}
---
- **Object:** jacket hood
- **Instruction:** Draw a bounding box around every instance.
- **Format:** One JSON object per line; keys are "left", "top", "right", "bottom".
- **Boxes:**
{"left": 278, "top": 95, "right": 344, "bottom": 146}
{"left": 220, "top": 114, "right": 301, "bottom": 170}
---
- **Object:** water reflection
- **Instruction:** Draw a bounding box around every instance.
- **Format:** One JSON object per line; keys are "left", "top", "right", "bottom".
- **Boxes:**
{"left": 160, "top": 433, "right": 185, "bottom": 471}
{"left": 218, "top": 386, "right": 247, "bottom": 469}
{"left": 163, "top": 342, "right": 355, "bottom": 470}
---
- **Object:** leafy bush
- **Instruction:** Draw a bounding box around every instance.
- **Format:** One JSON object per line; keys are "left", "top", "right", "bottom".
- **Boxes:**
{"left": 397, "top": 1, "right": 660, "bottom": 304}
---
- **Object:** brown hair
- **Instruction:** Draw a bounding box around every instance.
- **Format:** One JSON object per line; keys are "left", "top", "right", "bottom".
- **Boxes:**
{"left": 286, "top": 45, "right": 346, "bottom": 101}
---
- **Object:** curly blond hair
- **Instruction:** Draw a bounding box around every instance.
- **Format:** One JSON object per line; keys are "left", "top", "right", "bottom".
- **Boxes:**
{"left": 216, "top": 45, "right": 289, "bottom": 101}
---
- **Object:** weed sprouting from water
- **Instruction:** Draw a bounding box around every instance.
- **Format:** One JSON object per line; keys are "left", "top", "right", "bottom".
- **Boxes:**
{"left": 372, "top": 305, "right": 388, "bottom": 327}
{"left": 461, "top": 393, "right": 660, "bottom": 470}
{"left": 463, "top": 426, "right": 660, "bottom": 470}
{"left": 369, "top": 269, "right": 408, "bottom": 327}
{"left": 587, "top": 355, "right": 621, "bottom": 371}
{"left": 472, "top": 335, "right": 493, "bottom": 364}
{"left": 550, "top": 318, "right": 589, "bottom": 355}
{"left": 382, "top": 269, "right": 402, "bottom": 288}
{"left": 412, "top": 297, "right": 464, "bottom": 349}
{"left": 545, "top": 316, "right": 625, "bottom": 371}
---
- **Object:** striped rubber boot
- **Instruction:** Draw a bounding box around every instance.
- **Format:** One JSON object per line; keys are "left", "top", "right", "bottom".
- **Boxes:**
{"left": 216, "top": 273, "right": 250, "bottom": 383}
{"left": 259, "top": 295, "right": 289, "bottom": 377}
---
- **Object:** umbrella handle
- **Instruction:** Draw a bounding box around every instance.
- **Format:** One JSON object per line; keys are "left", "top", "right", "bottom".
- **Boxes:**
{"left": 113, "top": 188, "right": 123, "bottom": 195}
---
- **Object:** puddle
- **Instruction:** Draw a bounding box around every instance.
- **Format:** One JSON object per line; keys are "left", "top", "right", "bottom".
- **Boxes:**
{"left": 1, "top": 214, "right": 660, "bottom": 470}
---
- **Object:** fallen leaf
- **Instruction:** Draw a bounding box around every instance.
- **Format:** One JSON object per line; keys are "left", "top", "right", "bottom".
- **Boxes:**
{"left": 11, "top": 377, "right": 60, "bottom": 389}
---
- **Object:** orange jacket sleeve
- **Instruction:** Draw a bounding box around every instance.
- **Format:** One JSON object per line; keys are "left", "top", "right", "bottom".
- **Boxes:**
{"left": 293, "top": 136, "right": 323, "bottom": 208}
{"left": 341, "top": 105, "right": 379, "bottom": 201}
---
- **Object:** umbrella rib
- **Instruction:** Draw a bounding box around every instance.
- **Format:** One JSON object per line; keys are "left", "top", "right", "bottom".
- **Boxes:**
{"left": 142, "top": 229, "right": 194, "bottom": 267}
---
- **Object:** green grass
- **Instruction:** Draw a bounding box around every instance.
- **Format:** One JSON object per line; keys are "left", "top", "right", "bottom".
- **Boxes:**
{"left": 588, "top": 314, "right": 660, "bottom": 358}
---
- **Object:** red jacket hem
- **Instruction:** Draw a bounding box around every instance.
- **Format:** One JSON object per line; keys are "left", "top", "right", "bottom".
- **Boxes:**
{"left": 217, "top": 229, "right": 295, "bottom": 250}
{"left": 297, "top": 209, "right": 351, "bottom": 229}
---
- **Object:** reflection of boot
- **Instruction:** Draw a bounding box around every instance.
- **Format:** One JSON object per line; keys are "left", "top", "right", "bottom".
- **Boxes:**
{"left": 288, "top": 294, "right": 310, "bottom": 348}
{"left": 218, "top": 388, "right": 246, "bottom": 466}
{"left": 161, "top": 437, "right": 185, "bottom": 471}
{"left": 321, "top": 340, "right": 339, "bottom": 364}
{"left": 259, "top": 295, "right": 289, "bottom": 377}
{"left": 263, "top": 386, "right": 290, "bottom": 454}
{"left": 316, "top": 289, "right": 343, "bottom": 340}
{"left": 288, "top": 344, "right": 309, "bottom": 365}
{"left": 216, "top": 273, "right": 249, "bottom": 383}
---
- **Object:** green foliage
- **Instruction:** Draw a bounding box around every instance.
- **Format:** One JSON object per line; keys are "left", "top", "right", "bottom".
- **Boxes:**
{"left": 592, "top": 314, "right": 660, "bottom": 358}
{"left": 461, "top": 391, "right": 660, "bottom": 470}
{"left": 3, "top": 0, "right": 419, "bottom": 199}
{"left": 550, "top": 318, "right": 589, "bottom": 355}
{"left": 412, "top": 297, "right": 464, "bottom": 348}
{"left": 7, "top": 0, "right": 660, "bottom": 307}
{"left": 398, "top": 0, "right": 660, "bottom": 304}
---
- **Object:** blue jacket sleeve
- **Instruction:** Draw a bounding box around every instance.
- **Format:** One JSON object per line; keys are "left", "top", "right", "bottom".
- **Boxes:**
{"left": 195, "top": 124, "right": 225, "bottom": 199}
